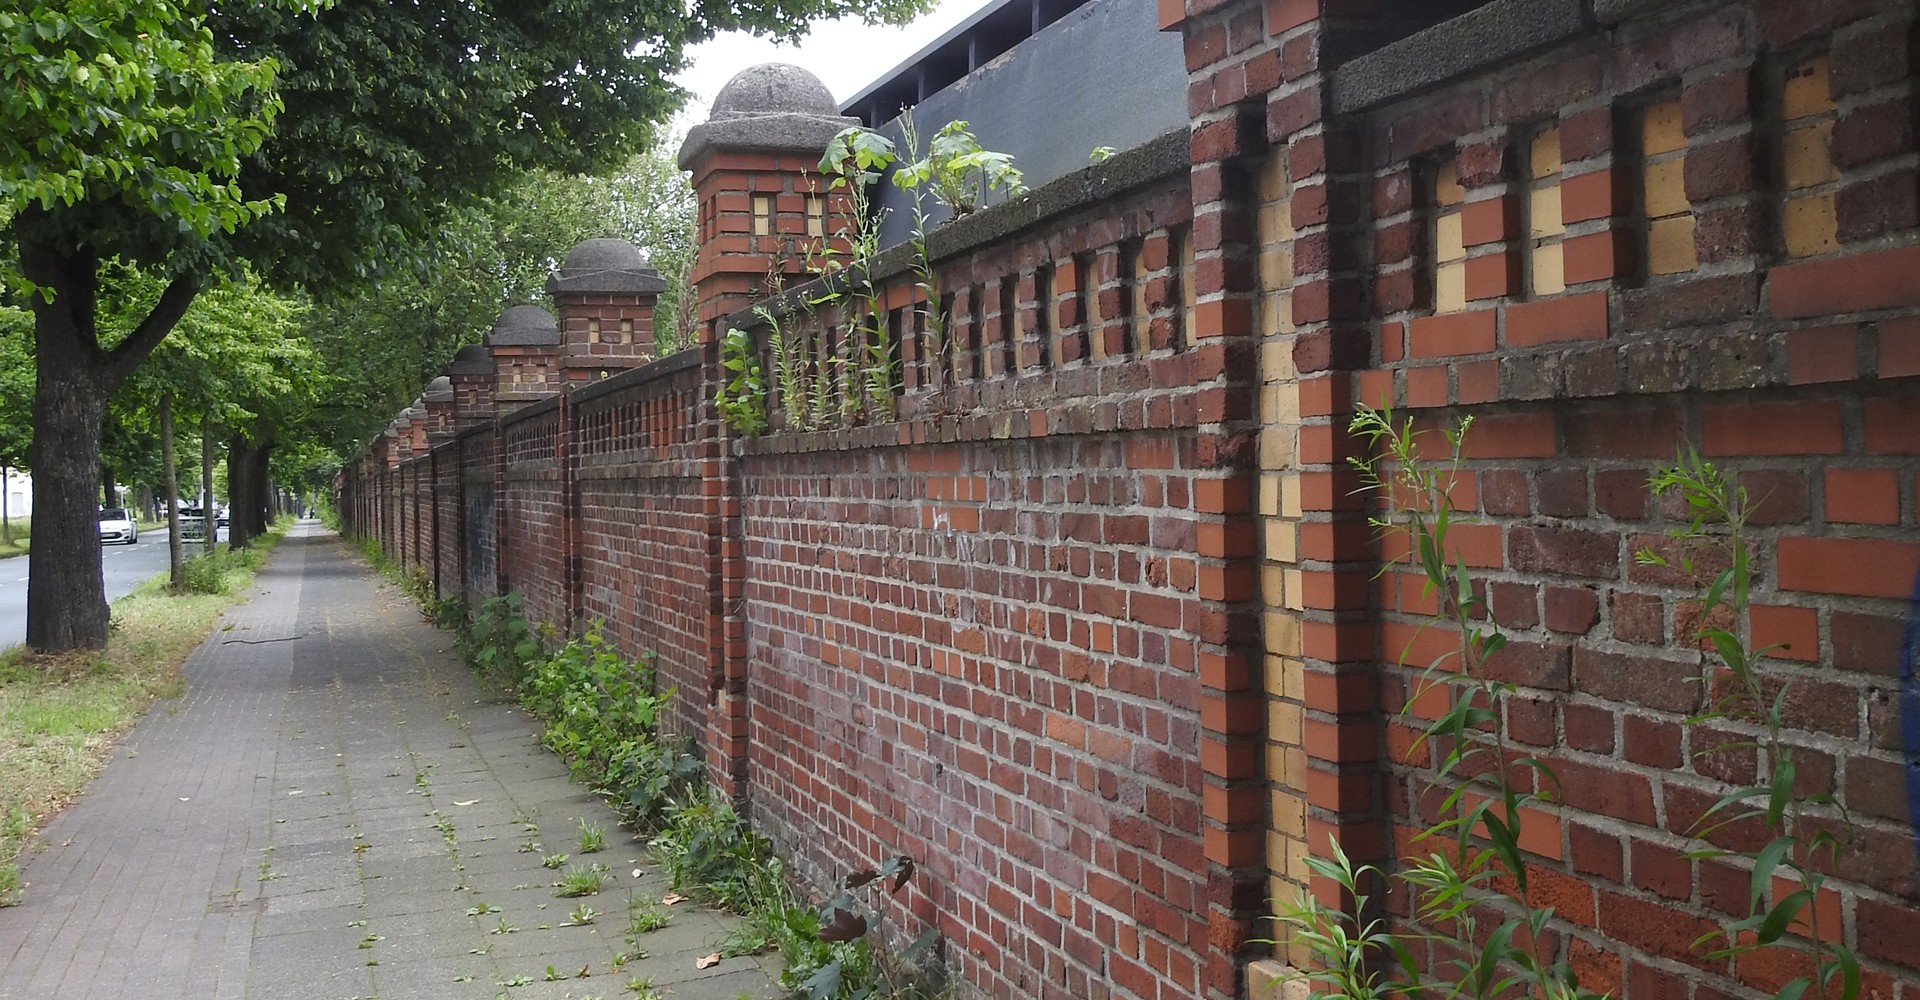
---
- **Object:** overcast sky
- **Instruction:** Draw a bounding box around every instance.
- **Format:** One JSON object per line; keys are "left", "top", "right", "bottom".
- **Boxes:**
{"left": 670, "top": 0, "right": 985, "bottom": 131}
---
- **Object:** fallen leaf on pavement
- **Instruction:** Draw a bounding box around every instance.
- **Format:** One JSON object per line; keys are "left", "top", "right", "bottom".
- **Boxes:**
{"left": 696, "top": 953, "right": 721, "bottom": 969}
{"left": 662, "top": 893, "right": 686, "bottom": 906}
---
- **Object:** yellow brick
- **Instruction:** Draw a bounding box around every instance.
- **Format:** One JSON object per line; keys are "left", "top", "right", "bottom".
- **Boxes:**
{"left": 1271, "top": 788, "right": 1306, "bottom": 837}
{"left": 1782, "top": 122, "right": 1837, "bottom": 190}
{"left": 1436, "top": 210, "right": 1466, "bottom": 262}
{"left": 1264, "top": 611, "right": 1301, "bottom": 657}
{"left": 1533, "top": 240, "right": 1566, "bottom": 296}
{"left": 1783, "top": 55, "right": 1835, "bottom": 120}
{"left": 1643, "top": 100, "right": 1686, "bottom": 156}
{"left": 1273, "top": 381, "right": 1300, "bottom": 424}
{"left": 1530, "top": 183, "right": 1564, "bottom": 238}
{"left": 1648, "top": 214, "right": 1698, "bottom": 275}
{"left": 1644, "top": 156, "right": 1689, "bottom": 218}
{"left": 1258, "top": 155, "right": 1290, "bottom": 202}
{"left": 1280, "top": 474, "right": 1302, "bottom": 518}
{"left": 1784, "top": 192, "right": 1839, "bottom": 258}
{"left": 1264, "top": 743, "right": 1290, "bottom": 784}
{"left": 1435, "top": 157, "right": 1464, "bottom": 207}
{"left": 1261, "top": 337, "right": 1296, "bottom": 382}
{"left": 1260, "top": 291, "right": 1296, "bottom": 337}
{"left": 1259, "top": 474, "right": 1280, "bottom": 516}
{"left": 1262, "top": 652, "right": 1291, "bottom": 696}
{"left": 1259, "top": 247, "right": 1292, "bottom": 290}
{"left": 1269, "top": 699, "right": 1302, "bottom": 746}
{"left": 1278, "top": 655, "right": 1304, "bottom": 700}
{"left": 1436, "top": 260, "right": 1467, "bottom": 313}
{"left": 1261, "top": 561, "right": 1288, "bottom": 605}
{"left": 1283, "top": 568, "right": 1304, "bottom": 611}
{"left": 1286, "top": 836, "right": 1311, "bottom": 884}
{"left": 1258, "top": 425, "right": 1295, "bottom": 470}
{"left": 1284, "top": 745, "right": 1307, "bottom": 788}
{"left": 1259, "top": 382, "right": 1280, "bottom": 423}
{"left": 1531, "top": 126, "right": 1561, "bottom": 179}
{"left": 1266, "top": 520, "right": 1297, "bottom": 564}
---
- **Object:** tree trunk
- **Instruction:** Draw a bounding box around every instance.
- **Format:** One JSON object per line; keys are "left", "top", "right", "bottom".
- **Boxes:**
{"left": 227, "top": 435, "right": 252, "bottom": 550}
{"left": 27, "top": 318, "right": 114, "bottom": 649}
{"left": 19, "top": 218, "right": 199, "bottom": 652}
{"left": 160, "top": 391, "right": 183, "bottom": 590}
{"left": 202, "top": 414, "right": 215, "bottom": 553}
{"left": 101, "top": 465, "right": 116, "bottom": 509}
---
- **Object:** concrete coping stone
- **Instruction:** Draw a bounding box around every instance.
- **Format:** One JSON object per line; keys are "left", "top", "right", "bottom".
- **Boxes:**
{"left": 719, "top": 127, "right": 1190, "bottom": 333}
{"left": 568, "top": 345, "right": 704, "bottom": 408}
{"left": 1330, "top": 0, "right": 1591, "bottom": 115}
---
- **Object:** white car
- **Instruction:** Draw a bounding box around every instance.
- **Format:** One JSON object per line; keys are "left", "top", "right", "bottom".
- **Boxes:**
{"left": 98, "top": 507, "right": 138, "bottom": 545}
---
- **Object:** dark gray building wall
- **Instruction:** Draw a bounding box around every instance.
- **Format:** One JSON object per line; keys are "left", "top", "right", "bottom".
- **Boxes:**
{"left": 862, "top": 0, "right": 1187, "bottom": 250}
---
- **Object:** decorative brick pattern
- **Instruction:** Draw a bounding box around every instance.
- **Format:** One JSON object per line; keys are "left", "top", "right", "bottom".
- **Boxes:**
{"left": 340, "top": 5, "right": 1920, "bottom": 1000}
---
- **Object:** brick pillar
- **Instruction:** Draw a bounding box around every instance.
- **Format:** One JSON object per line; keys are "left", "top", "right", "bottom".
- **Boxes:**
{"left": 1166, "top": 4, "right": 1281, "bottom": 998}
{"left": 551, "top": 238, "right": 669, "bottom": 383}
{"left": 424, "top": 377, "right": 456, "bottom": 599}
{"left": 487, "top": 305, "right": 561, "bottom": 417}
{"left": 447, "top": 346, "right": 496, "bottom": 430}
{"left": 675, "top": 63, "right": 857, "bottom": 803}
{"left": 676, "top": 63, "right": 861, "bottom": 342}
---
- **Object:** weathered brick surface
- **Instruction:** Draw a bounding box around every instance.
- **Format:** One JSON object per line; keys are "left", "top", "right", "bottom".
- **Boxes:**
{"left": 341, "top": 1, "right": 1920, "bottom": 998}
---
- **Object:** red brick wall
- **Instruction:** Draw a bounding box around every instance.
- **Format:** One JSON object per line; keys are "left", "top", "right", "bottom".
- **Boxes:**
{"left": 1162, "top": 0, "right": 1920, "bottom": 995}
{"left": 572, "top": 352, "right": 721, "bottom": 742}
{"left": 499, "top": 403, "right": 569, "bottom": 633}
{"left": 337, "top": 3, "right": 1920, "bottom": 999}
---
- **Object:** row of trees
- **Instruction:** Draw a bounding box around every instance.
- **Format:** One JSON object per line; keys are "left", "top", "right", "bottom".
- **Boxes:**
{"left": 2, "top": 0, "right": 928, "bottom": 651}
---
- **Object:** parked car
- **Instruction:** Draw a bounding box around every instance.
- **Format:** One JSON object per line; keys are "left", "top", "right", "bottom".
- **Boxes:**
{"left": 98, "top": 507, "right": 138, "bottom": 545}
{"left": 215, "top": 505, "right": 229, "bottom": 528}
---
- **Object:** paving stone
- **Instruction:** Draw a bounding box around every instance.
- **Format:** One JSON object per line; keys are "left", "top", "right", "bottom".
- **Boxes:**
{"left": 0, "top": 524, "right": 782, "bottom": 1000}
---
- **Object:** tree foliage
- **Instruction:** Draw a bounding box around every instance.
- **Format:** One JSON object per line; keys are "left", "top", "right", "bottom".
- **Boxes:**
{"left": 2, "top": 0, "right": 930, "bottom": 650}
{"left": 303, "top": 152, "right": 695, "bottom": 458}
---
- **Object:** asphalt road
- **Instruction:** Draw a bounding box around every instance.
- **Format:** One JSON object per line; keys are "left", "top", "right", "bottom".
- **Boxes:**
{"left": 0, "top": 525, "right": 221, "bottom": 650}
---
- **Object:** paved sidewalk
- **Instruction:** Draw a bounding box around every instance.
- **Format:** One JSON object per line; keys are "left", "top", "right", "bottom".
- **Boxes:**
{"left": 0, "top": 522, "right": 781, "bottom": 1000}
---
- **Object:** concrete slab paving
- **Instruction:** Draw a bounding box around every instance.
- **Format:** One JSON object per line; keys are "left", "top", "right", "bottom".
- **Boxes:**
{"left": 0, "top": 523, "right": 785, "bottom": 1000}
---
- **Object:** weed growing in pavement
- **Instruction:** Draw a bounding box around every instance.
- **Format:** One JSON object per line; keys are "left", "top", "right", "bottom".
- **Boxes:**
{"left": 576, "top": 817, "right": 607, "bottom": 854}
{"left": 541, "top": 852, "right": 569, "bottom": 870}
{"left": 554, "top": 863, "right": 607, "bottom": 898}
{"left": 626, "top": 900, "right": 671, "bottom": 934}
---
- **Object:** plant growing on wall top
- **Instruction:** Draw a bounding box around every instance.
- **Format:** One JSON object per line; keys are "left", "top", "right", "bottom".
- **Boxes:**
{"left": 893, "top": 120, "right": 1026, "bottom": 216}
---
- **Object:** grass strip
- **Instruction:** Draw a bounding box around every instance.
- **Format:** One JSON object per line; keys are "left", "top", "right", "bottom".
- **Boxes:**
{"left": 0, "top": 521, "right": 290, "bottom": 904}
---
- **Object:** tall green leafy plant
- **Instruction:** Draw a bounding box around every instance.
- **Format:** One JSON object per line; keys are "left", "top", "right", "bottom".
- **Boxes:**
{"left": 818, "top": 127, "right": 899, "bottom": 425}
{"left": 717, "top": 326, "right": 768, "bottom": 436}
{"left": 1272, "top": 407, "right": 1600, "bottom": 1000}
{"left": 892, "top": 120, "right": 1027, "bottom": 217}
{"left": 1639, "top": 449, "right": 1860, "bottom": 1000}
{"left": 1346, "top": 406, "right": 1593, "bottom": 1000}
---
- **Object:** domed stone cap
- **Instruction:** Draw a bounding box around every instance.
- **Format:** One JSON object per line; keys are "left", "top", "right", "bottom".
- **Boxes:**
{"left": 486, "top": 305, "right": 559, "bottom": 347}
{"left": 423, "top": 376, "right": 454, "bottom": 402}
{"left": 447, "top": 344, "right": 493, "bottom": 376}
{"left": 677, "top": 63, "right": 860, "bottom": 170}
{"left": 547, "top": 238, "right": 668, "bottom": 295}
{"left": 711, "top": 63, "right": 837, "bottom": 119}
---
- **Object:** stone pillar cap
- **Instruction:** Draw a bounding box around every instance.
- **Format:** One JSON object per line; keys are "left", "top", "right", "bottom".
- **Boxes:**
{"left": 547, "top": 238, "right": 668, "bottom": 295}
{"left": 487, "top": 305, "right": 560, "bottom": 346}
{"left": 447, "top": 344, "right": 493, "bottom": 375}
{"left": 677, "top": 62, "right": 860, "bottom": 169}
